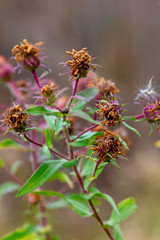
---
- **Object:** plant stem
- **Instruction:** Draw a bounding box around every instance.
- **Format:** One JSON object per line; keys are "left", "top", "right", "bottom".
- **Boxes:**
{"left": 68, "top": 78, "right": 79, "bottom": 108}
{"left": 70, "top": 124, "right": 98, "bottom": 142}
{"left": 39, "top": 200, "right": 52, "bottom": 240}
{"left": 63, "top": 126, "right": 114, "bottom": 240}
{"left": 32, "top": 70, "right": 42, "bottom": 89}
{"left": 24, "top": 133, "right": 70, "bottom": 160}
{"left": 8, "top": 79, "right": 23, "bottom": 100}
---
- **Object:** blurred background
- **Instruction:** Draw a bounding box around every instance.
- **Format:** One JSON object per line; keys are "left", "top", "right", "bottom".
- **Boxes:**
{"left": 0, "top": 0, "right": 160, "bottom": 239}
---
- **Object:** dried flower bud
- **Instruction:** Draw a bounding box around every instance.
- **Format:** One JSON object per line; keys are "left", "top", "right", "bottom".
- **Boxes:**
{"left": 40, "top": 83, "right": 58, "bottom": 105}
{"left": 3, "top": 105, "right": 27, "bottom": 133}
{"left": 96, "top": 78, "right": 119, "bottom": 98}
{"left": 91, "top": 131, "right": 122, "bottom": 163}
{"left": 97, "top": 100, "right": 123, "bottom": 126}
{"left": 65, "top": 48, "right": 96, "bottom": 80}
{"left": 28, "top": 193, "right": 41, "bottom": 205}
{"left": 0, "top": 56, "right": 14, "bottom": 82}
{"left": 12, "top": 39, "right": 43, "bottom": 71}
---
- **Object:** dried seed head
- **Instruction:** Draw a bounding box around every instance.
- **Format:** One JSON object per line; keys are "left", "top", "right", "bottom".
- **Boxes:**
{"left": 3, "top": 105, "right": 27, "bottom": 133}
{"left": 91, "top": 131, "right": 122, "bottom": 163}
{"left": 97, "top": 100, "right": 123, "bottom": 126}
{"left": 12, "top": 39, "right": 43, "bottom": 71}
{"left": 65, "top": 48, "right": 96, "bottom": 80}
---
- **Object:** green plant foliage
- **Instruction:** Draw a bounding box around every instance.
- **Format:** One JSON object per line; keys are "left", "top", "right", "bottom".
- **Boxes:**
{"left": 0, "top": 139, "right": 24, "bottom": 150}
{"left": 33, "top": 190, "right": 93, "bottom": 218}
{"left": 25, "top": 106, "right": 63, "bottom": 117}
{"left": 10, "top": 161, "right": 22, "bottom": 174}
{"left": 113, "top": 225, "right": 124, "bottom": 240}
{"left": 82, "top": 187, "right": 120, "bottom": 217}
{"left": 104, "top": 198, "right": 137, "bottom": 227}
{"left": 70, "top": 131, "right": 103, "bottom": 147}
{"left": 1, "top": 223, "right": 47, "bottom": 240}
{"left": 16, "top": 159, "right": 67, "bottom": 197}
{"left": 122, "top": 121, "right": 141, "bottom": 138}
{"left": 45, "top": 129, "right": 53, "bottom": 149}
{"left": 48, "top": 171, "right": 73, "bottom": 188}
{"left": 70, "top": 110, "right": 100, "bottom": 124}
{"left": 0, "top": 158, "right": 4, "bottom": 168}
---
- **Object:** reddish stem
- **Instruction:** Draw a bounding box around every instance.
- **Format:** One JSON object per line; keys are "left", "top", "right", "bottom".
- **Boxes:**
{"left": 32, "top": 70, "right": 42, "bottom": 89}
{"left": 70, "top": 124, "right": 98, "bottom": 142}
{"left": 24, "top": 133, "right": 70, "bottom": 161}
{"left": 68, "top": 78, "right": 79, "bottom": 108}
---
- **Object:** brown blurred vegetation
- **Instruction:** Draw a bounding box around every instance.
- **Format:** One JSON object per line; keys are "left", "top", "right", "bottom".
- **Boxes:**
{"left": 0, "top": 0, "right": 160, "bottom": 239}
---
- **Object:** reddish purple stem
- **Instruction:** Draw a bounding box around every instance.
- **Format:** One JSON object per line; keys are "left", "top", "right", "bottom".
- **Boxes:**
{"left": 68, "top": 78, "right": 79, "bottom": 108}
{"left": 70, "top": 124, "right": 98, "bottom": 142}
{"left": 32, "top": 70, "right": 42, "bottom": 89}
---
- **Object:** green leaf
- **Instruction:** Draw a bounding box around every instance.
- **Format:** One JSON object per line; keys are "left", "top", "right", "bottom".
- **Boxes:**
{"left": 109, "top": 157, "right": 121, "bottom": 172}
{"left": 116, "top": 135, "right": 129, "bottom": 150}
{"left": 0, "top": 158, "right": 4, "bottom": 168}
{"left": 44, "top": 116, "right": 57, "bottom": 130}
{"left": 80, "top": 149, "right": 96, "bottom": 177}
{"left": 122, "top": 121, "right": 141, "bottom": 138}
{"left": 34, "top": 190, "right": 92, "bottom": 218}
{"left": 10, "top": 161, "right": 22, "bottom": 174}
{"left": 0, "top": 139, "right": 24, "bottom": 150}
{"left": 104, "top": 197, "right": 137, "bottom": 227}
{"left": 84, "top": 162, "right": 108, "bottom": 190}
{"left": 48, "top": 171, "right": 73, "bottom": 188}
{"left": 47, "top": 199, "right": 68, "bottom": 209}
{"left": 70, "top": 131, "right": 103, "bottom": 147}
{"left": 45, "top": 129, "right": 53, "bottom": 149}
{"left": 25, "top": 106, "right": 63, "bottom": 117}
{"left": 148, "top": 123, "right": 154, "bottom": 136}
{"left": 83, "top": 188, "right": 120, "bottom": 217}
{"left": 1, "top": 223, "right": 45, "bottom": 240}
{"left": 0, "top": 182, "right": 20, "bottom": 200}
{"left": 40, "top": 145, "right": 51, "bottom": 158}
{"left": 114, "top": 225, "right": 124, "bottom": 240}
{"left": 63, "top": 158, "right": 77, "bottom": 168}
{"left": 70, "top": 110, "right": 100, "bottom": 125}
{"left": 55, "top": 118, "right": 63, "bottom": 135}
{"left": 16, "top": 159, "right": 67, "bottom": 197}
{"left": 70, "top": 87, "right": 99, "bottom": 109}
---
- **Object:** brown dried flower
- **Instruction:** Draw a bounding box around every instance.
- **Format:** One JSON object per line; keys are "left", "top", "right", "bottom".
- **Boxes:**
{"left": 40, "top": 83, "right": 58, "bottom": 105}
{"left": 97, "top": 78, "right": 119, "bottom": 98}
{"left": 65, "top": 48, "right": 96, "bottom": 79}
{"left": 97, "top": 100, "right": 123, "bottom": 126}
{"left": 3, "top": 105, "right": 27, "bottom": 133}
{"left": 12, "top": 39, "right": 43, "bottom": 71}
{"left": 91, "top": 131, "right": 122, "bottom": 163}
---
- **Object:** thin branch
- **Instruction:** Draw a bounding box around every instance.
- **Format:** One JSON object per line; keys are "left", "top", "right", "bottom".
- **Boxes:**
{"left": 2, "top": 167, "right": 23, "bottom": 185}
{"left": 70, "top": 124, "right": 98, "bottom": 142}
{"left": 68, "top": 78, "right": 79, "bottom": 108}
{"left": 24, "top": 133, "right": 70, "bottom": 161}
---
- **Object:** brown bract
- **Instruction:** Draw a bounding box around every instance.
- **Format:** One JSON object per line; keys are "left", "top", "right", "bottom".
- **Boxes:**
{"left": 3, "top": 105, "right": 27, "bottom": 133}
{"left": 91, "top": 131, "right": 122, "bottom": 163}
{"left": 97, "top": 102, "right": 123, "bottom": 126}
{"left": 40, "top": 83, "right": 57, "bottom": 97}
{"left": 12, "top": 39, "right": 43, "bottom": 63}
{"left": 65, "top": 48, "right": 96, "bottom": 79}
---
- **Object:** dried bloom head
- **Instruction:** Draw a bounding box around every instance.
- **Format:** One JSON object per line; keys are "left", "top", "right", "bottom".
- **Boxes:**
{"left": 90, "top": 131, "right": 122, "bottom": 163}
{"left": 97, "top": 99, "right": 124, "bottom": 126}
{"left": 3, "top": 105, "right": 27, "bottom": 133}
{"left": 96, "top": 78, "right": 119, "bottom": 98}
{"left": 0, "top": 56, "right": 14, "bottom": 82}
{"left": 12, "top": 39, "right": 44, "bottom": 71}
{"left": 65, "top": 48, "right": 96, "bottom": 80}
{"left": 135, "top": 79, "right": 160, "bottom": 129}
{"left": 39, "top": 83, "right": 58, "bottom": 106}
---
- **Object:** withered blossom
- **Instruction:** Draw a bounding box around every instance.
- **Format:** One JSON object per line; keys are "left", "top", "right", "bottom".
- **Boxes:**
{"left": 65, "top": 48, "right": 96, "bottom": 80}
{"left": 12, "top": 39, "right": 44, "bottom": 71}
{"left": 3, "top": 105, "right": 27, "bottom": 133}
{"left": 97, "top": 100, "right": 123, "bottom": 126}
{"left": 90, "top": 131, "right": 122, "bottom": 163}
{"left": 39, "top": 83, "right": 58, "bottom": 106}
{"left": 96, "top": 78, "right": 119, "bottom": 98}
